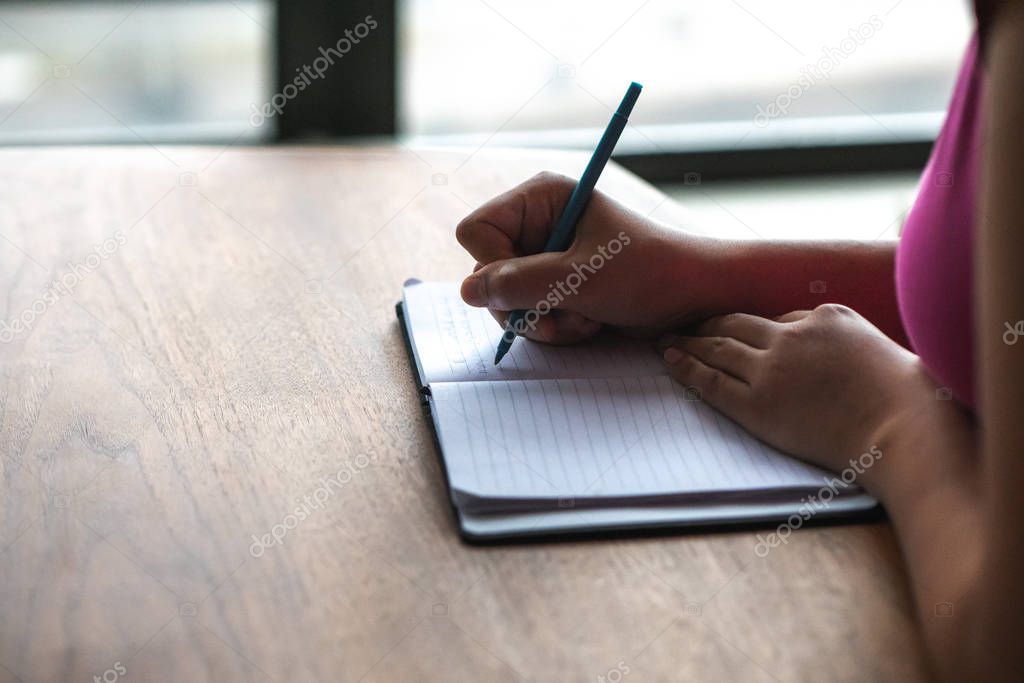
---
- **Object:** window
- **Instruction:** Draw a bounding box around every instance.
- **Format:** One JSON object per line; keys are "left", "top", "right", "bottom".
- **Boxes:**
{"left": 399, "top": 0, "right": 972, "bottom": 153}
{"left": 1, "top": 0, "right": 974, "bottom": 178}
{"left": 0, "top": 1, "right": 272, "bottom": 144}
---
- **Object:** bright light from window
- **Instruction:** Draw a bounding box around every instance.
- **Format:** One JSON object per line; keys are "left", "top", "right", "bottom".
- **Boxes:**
{"left": 0, "top": 1, "right": 272, "bottom": 144}
{"left": 400, "top": 0, "right": 971, "bottom": 145}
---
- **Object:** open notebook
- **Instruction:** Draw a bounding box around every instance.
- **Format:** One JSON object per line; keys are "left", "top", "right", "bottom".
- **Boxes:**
{"left": 398, "top": 279, "right": 877, "bottom": 540}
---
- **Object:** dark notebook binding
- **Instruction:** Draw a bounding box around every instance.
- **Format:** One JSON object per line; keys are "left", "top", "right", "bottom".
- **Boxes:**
{"left": 395, "top": 301, "right": 431, "bottom": 404}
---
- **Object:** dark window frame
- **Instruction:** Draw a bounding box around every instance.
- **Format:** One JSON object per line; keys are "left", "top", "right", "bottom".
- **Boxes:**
{"left": 274, "top": 0, "right": 396, "bottom": 140}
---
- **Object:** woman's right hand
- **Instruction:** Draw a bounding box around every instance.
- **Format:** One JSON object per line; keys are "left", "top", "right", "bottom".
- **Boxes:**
{"left": 456, "top": 171, "right": 728, "bottom": 344}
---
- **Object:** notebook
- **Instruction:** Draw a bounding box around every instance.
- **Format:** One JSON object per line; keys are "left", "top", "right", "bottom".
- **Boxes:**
{"left": 397, "top": 279, "right": 877, "bottom": 541}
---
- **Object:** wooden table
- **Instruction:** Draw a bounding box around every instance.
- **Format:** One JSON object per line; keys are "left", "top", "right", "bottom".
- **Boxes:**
{"left": 0, "top": 146, "right": 928, "bottom": 682}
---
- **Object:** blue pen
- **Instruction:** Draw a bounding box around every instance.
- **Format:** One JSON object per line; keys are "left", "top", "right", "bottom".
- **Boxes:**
{"left": 493, "top": 81, "right": 643, "bottom": 365}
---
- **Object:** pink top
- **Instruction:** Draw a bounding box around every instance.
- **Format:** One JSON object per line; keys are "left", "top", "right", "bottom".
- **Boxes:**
{"left": 896, "top": 32, "right": 984, "bottom": 409}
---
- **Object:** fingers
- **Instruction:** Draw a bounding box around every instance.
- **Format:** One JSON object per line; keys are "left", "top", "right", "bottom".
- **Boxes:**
{"left": 662, "top": 346, "right": 751, "bottom": 417}
{"left": 455, "top": 172, "right": 576, "bottom": 265}
{"left": 550, "top": 310, "right": 603, "bottom": 343}
{"left": 461, "top": 251, "right": 573, "bottom": 311}
{"left": 487, "top": 307, "right": 553, "bottom": 343}
{"left": 489, "top": 308, "right": 601, "bottom": 344}
{"left": 695, "top": 313, "right": 778, "bottom": 349}
{"left": 661, "top": 334, "right": 761, "bottom": 383}
{"left": 464, "top": 244, "right": 602, "bottom": 345}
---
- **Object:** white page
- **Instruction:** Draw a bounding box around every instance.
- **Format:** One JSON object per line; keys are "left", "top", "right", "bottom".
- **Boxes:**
{"left": 403, "top": 280, "right": 665, "bottom": 384}
{"left": 431, "top": 377, "right": 851, "bottom": 512}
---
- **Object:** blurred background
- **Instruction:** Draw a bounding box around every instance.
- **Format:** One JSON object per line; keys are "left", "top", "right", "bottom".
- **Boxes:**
{"left": 0, "top": 0, "right": 974, "bottom": 237}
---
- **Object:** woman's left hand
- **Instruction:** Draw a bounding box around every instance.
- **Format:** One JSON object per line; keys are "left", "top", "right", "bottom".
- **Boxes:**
{"left": 660, "top": 304, "right": 935, "bottom": 476}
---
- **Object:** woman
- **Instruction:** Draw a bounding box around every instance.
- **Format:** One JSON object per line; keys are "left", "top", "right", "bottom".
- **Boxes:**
{"left": 454, "top": 1, "right": 1022, "bottom": 679}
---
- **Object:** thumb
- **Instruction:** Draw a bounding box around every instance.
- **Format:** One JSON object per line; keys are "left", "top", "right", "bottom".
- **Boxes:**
{"left": 461, "top": 252, "right": 574, "bottom": 311}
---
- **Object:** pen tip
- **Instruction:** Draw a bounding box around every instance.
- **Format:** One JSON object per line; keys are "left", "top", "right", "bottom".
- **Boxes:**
{"left": 494, "top": 337, "right": 514, "bottom": 365}
{"left": 494, "top": 323, "right": 517, "bottom": 365}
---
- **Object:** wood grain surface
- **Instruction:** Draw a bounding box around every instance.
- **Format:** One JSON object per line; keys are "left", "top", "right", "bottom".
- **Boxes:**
{"left": 0, "top": 145, "right": 928, "bottom": 682}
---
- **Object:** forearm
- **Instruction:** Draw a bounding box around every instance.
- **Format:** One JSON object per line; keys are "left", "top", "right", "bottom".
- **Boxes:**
{"left": 864, "top": 384, "right": 983, "bottom": 680}
{"left": 841, "top": 9, "right": 1024, "bottom": 678}
{"left": 696, "top": 238, "right": 908, "bottom": 345}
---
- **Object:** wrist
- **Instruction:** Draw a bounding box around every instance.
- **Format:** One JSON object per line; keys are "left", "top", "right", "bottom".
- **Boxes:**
{"left": 861, "top": 362, "right": 977, "bottom": 508}
{"left": 679, "top": 235, "right": 773, "bottom": 318}
{"left": 653, "top": 230, "right": 746, "bottom": 325}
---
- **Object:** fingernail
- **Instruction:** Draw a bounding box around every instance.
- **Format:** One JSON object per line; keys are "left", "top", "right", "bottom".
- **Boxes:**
{"left": 462, "top": 276, "right": 486, "bottom": 306}
{"left": 663, "top": 347, "right": 684, "bottom": 364}
{"left": 658, "top": 335, "right": 680, "bottom": 352}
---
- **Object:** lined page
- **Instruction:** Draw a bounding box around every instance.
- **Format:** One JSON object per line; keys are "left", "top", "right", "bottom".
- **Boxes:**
{"left": 403, "top": 280, "right": 664, "bottom": 384}
{"left": 431, "top": 377, "right": 843, "bottom": 509}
